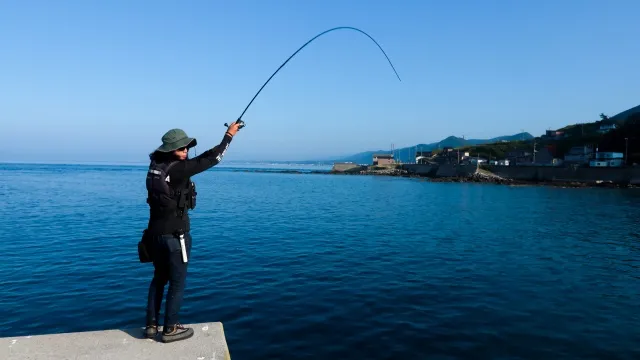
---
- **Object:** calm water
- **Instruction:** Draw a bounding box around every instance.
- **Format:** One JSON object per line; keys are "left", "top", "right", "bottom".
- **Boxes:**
{"left": 1, "top": 163, "right": 639, "bottom": 359}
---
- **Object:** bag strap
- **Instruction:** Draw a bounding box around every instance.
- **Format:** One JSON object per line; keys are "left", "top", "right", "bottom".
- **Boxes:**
{"left": 164, "top": 160, "right": 179, "bottom": 174}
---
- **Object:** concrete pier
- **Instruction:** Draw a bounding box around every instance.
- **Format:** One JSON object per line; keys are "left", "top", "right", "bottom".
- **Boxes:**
{"left": 1, "top": 322, "right": 231, "bottom": 360}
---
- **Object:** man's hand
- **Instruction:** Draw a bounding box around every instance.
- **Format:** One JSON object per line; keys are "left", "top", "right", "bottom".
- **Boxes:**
{"left": 225, "top": 121, "right": 242, "bottom": 137}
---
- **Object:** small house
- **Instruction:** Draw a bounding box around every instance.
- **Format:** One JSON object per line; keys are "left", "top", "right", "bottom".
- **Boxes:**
{"left": 373, "top": 153, "right": 394, "bottom": 166}
{"left": 544, "top": 130, "right": 566, "bottom": 139}
{"left": 507, "top": 150, "right": 533, "bottom": 164}
{"left": 534, "top": 147, "right": 554, "bottom": 165}
{"left": 564, "top": 145, "right": 594, "bottom": 165}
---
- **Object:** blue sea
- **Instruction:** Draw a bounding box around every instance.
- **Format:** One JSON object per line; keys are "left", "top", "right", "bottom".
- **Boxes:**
{"left": 2, "top": 162, "right": 639, "bottom": 359}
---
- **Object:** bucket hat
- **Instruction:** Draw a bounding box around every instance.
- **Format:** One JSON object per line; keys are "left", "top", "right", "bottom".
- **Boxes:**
{"left": 155, "top": 128, "right": 197, "bottom": 152}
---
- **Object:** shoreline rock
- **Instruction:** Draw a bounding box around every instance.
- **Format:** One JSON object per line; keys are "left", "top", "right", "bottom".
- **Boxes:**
{"left": 427, "top": 173, "right": 636, "bottom": 189}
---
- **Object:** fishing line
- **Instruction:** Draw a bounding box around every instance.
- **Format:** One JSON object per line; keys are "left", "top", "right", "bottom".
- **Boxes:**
{"left": 224, "top": 26, "right": 401, "bottom": 129}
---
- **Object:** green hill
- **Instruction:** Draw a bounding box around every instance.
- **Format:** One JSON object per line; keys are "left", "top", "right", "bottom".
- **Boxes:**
{"left": 333, "top": 132, "right": 533, "bottom": 164}
{"left": 460, "top": 104, "right": 640, "bottom": 163}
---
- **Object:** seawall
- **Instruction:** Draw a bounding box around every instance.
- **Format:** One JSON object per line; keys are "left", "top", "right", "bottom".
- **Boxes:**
{"left": 402, "top": 164, "right": 437, "bottom": 176}
{"left": 1, "top": 322, "right": 231, "bottom": 360}
{"left": 403, "top": 164, "right": 477, "bottom": 177}
{"left": 486, "top": 165, "right": 640, "bottom": 184}
{"left": 402, "top": 162, "right": 640, "bottom": 186}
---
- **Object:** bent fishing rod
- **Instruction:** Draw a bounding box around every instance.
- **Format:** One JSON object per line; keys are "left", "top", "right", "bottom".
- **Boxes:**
{"left": 224, "top": 26, "right": 401, "bottom": 129}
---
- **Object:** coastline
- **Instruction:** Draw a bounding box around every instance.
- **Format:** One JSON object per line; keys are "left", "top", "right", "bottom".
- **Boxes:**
{"left": 227, "top": 166, "right": 637, "bottom": 189}
{"left": 329, "top": 162, "right": 640, "bottom": 188}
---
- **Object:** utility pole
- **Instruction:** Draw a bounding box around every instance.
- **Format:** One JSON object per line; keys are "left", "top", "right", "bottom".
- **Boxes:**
{"left": 533, "top": 140, "right": 537, "bottom": 164}
{"left": 625, "top": 138, "right": 629, "bottom": 166}
{"left": 391, "top": 143, "right": 394, "bottom": 163}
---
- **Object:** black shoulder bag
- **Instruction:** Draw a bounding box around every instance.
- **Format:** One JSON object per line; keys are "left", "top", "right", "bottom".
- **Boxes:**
{"left": 138, "top": 230, "right": 154, "bottom": 263}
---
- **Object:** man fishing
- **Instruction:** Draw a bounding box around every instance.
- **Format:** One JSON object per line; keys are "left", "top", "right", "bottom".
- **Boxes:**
{"left": 143, "top": 120, "right": 243, "bottom": 343}
{"left": 139, "top": 25, "right": 397, "bottom": 344}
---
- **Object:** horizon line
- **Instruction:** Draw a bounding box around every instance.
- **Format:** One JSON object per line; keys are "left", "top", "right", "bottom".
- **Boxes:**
{"left": 0, "top": 160, "right": 336, "bottom": 167}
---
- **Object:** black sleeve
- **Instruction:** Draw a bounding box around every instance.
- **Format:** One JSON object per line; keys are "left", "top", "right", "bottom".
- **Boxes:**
{"left": 170, "top": 133, "right": 233, "bottom": 181}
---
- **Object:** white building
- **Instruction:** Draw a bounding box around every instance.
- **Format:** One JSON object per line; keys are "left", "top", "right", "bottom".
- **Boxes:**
{"left": 598, "top": 123, "right": 617, "bottom": 134}
{"left": 589, "top": 152, "right": 624, "bottom": 167}
{"left": 469, "top": 157, "right": 487, "bottom": 165}
{"left": 597, "top": 152, "right": 623, "bottom": 159}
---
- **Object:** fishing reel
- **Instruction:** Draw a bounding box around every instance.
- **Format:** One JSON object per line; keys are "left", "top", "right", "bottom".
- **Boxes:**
{"left": 224, "top": 119, "right": 246, "bottom": 130}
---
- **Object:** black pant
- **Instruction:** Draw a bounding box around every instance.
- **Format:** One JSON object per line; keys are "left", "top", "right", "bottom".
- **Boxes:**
{"left": 146, "top": 232, "right": 192, "bottom": 328}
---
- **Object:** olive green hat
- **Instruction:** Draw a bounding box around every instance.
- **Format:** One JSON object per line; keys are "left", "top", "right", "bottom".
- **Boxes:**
{"left": 155, "top": 128, "right": 197, "bottom": 152}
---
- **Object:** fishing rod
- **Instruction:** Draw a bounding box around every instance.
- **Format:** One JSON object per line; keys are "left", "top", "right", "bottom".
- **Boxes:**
{"left": 224, "top": 26, "right": 401, "bottom": 129}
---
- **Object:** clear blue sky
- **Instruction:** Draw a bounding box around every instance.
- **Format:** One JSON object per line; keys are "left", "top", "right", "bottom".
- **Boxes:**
{"left": 1, "top": 0, "right": 639, "bottom": 163}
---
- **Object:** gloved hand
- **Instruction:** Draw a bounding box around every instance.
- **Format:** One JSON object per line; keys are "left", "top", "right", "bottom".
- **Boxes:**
{"left": 225, "top": 121, "right": 242, "bottom": 137}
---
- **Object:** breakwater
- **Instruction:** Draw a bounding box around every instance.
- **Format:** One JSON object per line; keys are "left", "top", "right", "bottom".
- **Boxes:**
{"left": 1, "top": 322, "right": 231, "bottom": 360}
{"left": 485, "top": 165, "right": 640, "bottom": 185}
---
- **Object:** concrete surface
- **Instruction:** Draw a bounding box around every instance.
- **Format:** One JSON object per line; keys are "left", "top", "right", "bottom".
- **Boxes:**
{"left": 331, "top": 162, "right": 366, "bottom": 172}
{"left": 1, "top": 322, "right": 231, "bottom": 360}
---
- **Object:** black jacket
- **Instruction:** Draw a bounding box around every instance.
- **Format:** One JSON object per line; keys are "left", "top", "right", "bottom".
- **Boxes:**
{"left": 146, "top": 133, "right": 233, "bottom": 236}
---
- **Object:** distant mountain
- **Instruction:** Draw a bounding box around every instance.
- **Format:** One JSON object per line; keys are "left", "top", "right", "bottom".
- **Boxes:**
{"left": 332, "top": 132, "right": 534, "bottom": 164}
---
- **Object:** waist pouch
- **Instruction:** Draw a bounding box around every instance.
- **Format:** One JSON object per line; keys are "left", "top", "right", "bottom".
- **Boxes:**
{"left": 138, "top": 230, "right": 153, "bottom": 263}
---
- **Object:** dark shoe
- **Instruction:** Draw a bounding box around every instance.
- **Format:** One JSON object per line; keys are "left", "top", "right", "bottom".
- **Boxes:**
{"left": 144, "top": 324, "right": 158, "bottom": 339}
{"left": 161, "top": 323, "right": 194, "bottom": 343}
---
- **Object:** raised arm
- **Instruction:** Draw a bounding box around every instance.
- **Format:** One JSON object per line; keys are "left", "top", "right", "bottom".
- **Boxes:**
{"left": 170, "top": 122, "right": 241, "bottom": 180}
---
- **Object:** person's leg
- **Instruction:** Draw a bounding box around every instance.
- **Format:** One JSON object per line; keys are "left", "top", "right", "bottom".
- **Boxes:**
{"left": 161, "top": 232, "right": 194, "bottom": 342}
{"left": 146, "top": 262, "right": 169, "bottom": 324}
{"left": 145, "top": 236, "right": 170, "bottom": 338}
